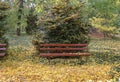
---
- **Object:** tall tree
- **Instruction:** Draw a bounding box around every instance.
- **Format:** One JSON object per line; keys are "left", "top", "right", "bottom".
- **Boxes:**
{"left": 17, "top": 0, "right": 24, "bottom": 36}
{"left": 25, "top": 7, "right": 37, "bottom": 35}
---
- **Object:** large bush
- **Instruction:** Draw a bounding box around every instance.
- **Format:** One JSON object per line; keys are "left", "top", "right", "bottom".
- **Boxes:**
{"left": 33, "top": 0, "right": 90, "bottom": 44}
{"left": 0, "top": 2, "right": 10, "bottom": 44}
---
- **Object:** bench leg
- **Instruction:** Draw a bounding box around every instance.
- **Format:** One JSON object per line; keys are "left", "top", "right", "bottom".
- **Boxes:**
{"left": 46, "top": 58, "right": 51, "bottom": 64}
{"left": 85, "top": 56, "right": 88, "bottom": 63}
{"left": 63, "top": 58, "right": 66, "bottom": 65}
{"left": 78, "top": 57, "right": 82, "bottom": 65}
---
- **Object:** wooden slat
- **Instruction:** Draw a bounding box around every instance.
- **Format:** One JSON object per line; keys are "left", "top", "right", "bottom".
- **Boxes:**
{"left": 40, "top": 48, "right": 87, "bottom": 51}
{"left": 40, "top": 44, "right": 88, "bottom": 47}
{"left": 0, "top": 44, "right": 7, "bottom": 46}
{"left": 0, "top": 53, "right": 5, "bottom": 57}
{"left": 0, "top": 48, "right": 6, "bottom": 51}
{"left": 40, "top": 53, "right": 90, "bottom": 57}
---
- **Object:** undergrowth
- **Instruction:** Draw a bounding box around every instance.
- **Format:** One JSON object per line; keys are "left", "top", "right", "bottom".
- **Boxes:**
{"left": 0, "top": 38, "right": 120, "bottom": 81}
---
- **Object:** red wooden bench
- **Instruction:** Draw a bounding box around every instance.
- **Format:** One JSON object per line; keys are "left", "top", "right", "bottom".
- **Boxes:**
{"left": 0, "top": 44, "right": 7, "bottom": 57}
{"left": 39, "top": 44, "right": 90, "bottom": 58}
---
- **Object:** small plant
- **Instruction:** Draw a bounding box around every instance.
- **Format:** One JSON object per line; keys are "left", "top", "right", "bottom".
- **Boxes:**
{"left": 109, "top": 63, "right": 120, "bottom": 80}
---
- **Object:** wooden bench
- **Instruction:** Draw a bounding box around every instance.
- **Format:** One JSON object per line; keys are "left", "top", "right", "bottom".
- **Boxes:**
{"left": 0, "top": 44, "right": 7, "bottom": 57}
{"left": 39, "top": 44, "right": 90, "bottom": 58}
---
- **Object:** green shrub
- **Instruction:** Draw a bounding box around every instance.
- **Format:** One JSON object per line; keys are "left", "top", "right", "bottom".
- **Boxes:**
{"left": 33, "top": 0, "right": 90, "bottom": 44}
{"left": 0, "top": 2, "right": 10, "bottom": 44}
{"left": 0, "top": 36, "right": 8, "bottom": 44}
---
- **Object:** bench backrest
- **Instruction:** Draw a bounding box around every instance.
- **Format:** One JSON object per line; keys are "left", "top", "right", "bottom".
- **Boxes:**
{"left": 39, "top": 44, "right": 90, "bottom": 57}
{"left": 0, "top": 44, "right": 7, "bottom": 57}
{"left": 40, "top": 44, "right": 88, "bottom": 51}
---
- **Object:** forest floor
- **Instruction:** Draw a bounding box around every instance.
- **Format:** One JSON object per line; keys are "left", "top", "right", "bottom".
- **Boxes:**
{"left": 0, "top": 33, "right": 120, "bottom": 82}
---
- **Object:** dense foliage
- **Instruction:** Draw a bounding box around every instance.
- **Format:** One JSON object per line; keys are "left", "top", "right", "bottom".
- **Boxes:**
{"left": 0, "top": 2, "right": 10, "bottom": 44}
{"left": 26, "top": 8, "right": 37, "bottom": 35}
{"left": 34, "top": 0, "right": 90, "bottom": 44}
{"left": 88, "top": 0, "right": 120, "bottom": 37}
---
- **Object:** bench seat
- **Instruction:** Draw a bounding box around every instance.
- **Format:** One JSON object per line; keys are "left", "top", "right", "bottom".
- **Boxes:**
{"left": 0, "top": 48, "right": 6, "bottom": 50}
{"left": 40, "top": 53, "right": 90, "bottom": 57}
{"left": 0, "top": 44, "right": 7, "bottom": 57}
{"left": 0, "top": 53, "right": 6, "bottom": 57}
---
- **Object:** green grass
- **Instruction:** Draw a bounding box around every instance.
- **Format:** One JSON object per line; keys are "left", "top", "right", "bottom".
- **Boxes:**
{"left": 89, "top": 38, "right": 120, "bottom": 64}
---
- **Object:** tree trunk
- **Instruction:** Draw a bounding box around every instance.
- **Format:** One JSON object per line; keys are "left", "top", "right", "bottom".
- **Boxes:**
{"left": 17, "top": 27, "right": 21, "bottom": 36}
